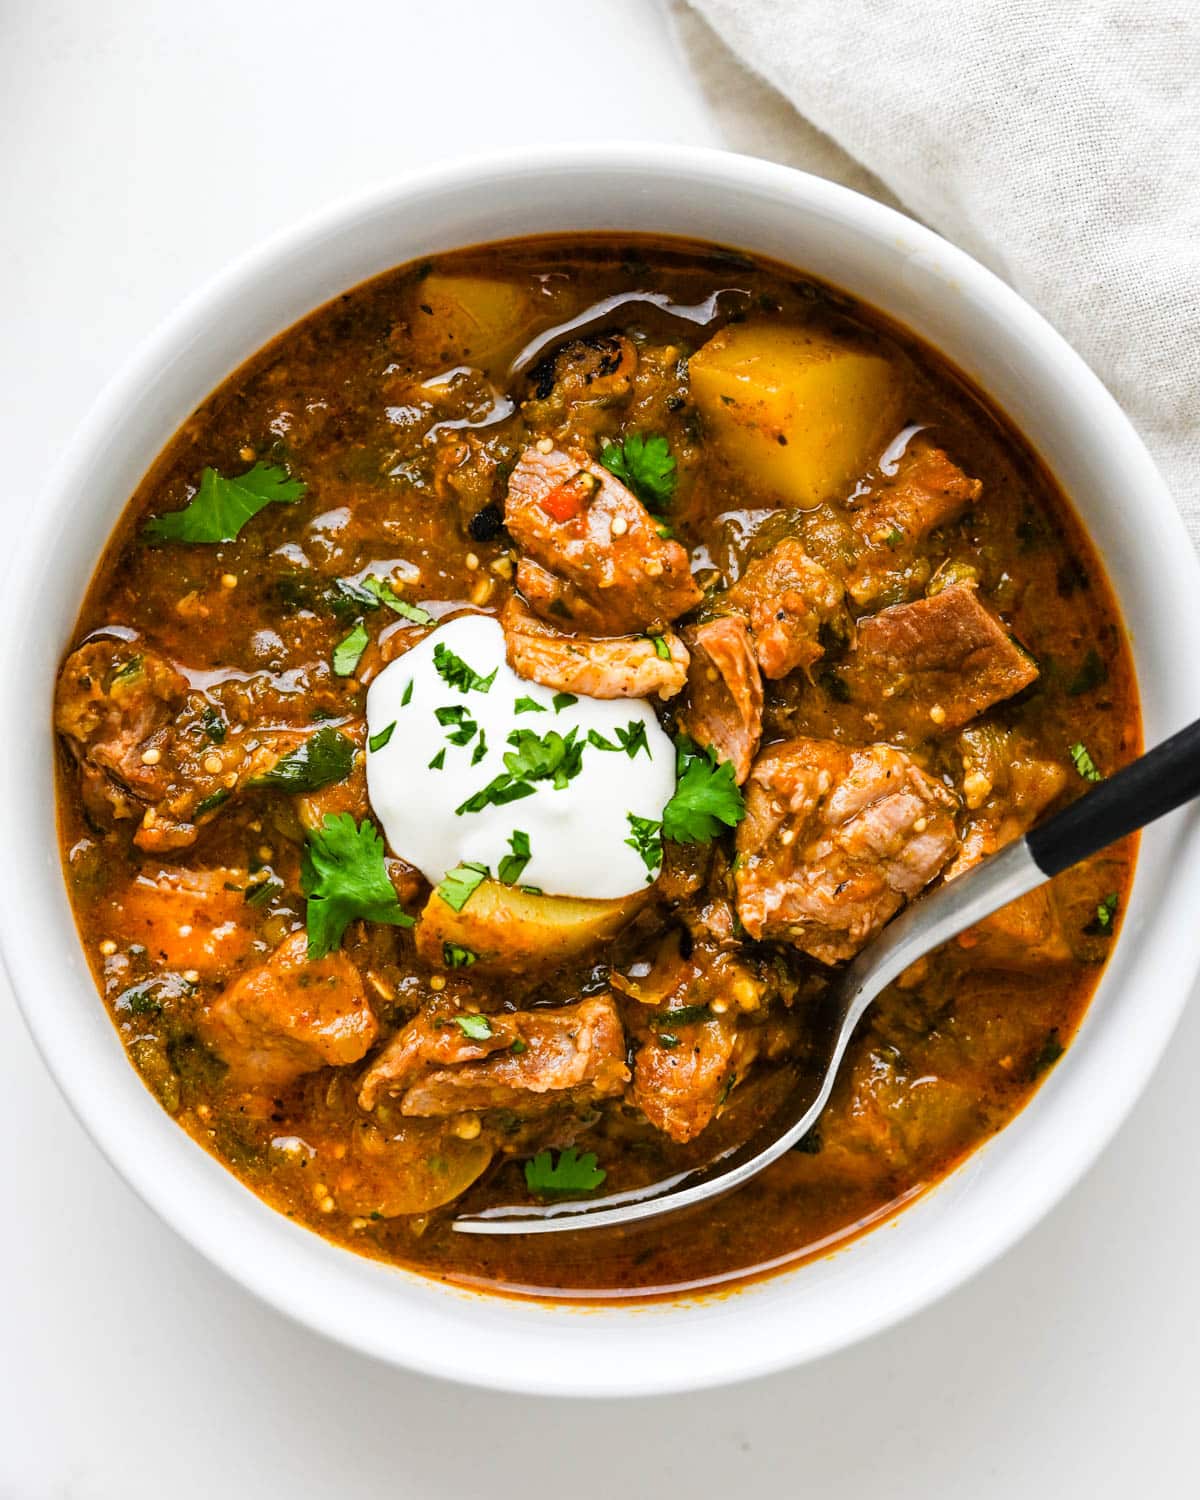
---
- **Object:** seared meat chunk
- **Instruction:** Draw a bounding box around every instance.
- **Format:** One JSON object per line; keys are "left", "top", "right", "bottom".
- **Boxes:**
{"left": 55, "top": 639, "right": 319, "bottom": 852}
{"left": 56, "top": 641, "right": 188, "bottom": 826}
{"left": 113, "top": 866, "right": 260, "bottom": 979}
{"left": 522, "top": 335, "right": 638, "bottom": 441}
{"left": 844, "top": 583, "right": 1038, "bottom": 741}
{"left": 361, "top": 995, "right": 629, "bottom": 1118}
{"left": 848, "top": 440, "right": 981, "bottom": 547}
{"left": 735, "top": 739, "right": 959, "bottom": 963}
{"left": 841, "top": 442, "right": 982, "bottom": 607}
{"left": 725, "top": 538, "right": 848, "bottom": 680}
{"left": 205, "top": 931, "right": 378, "bottom": 1088}
{"left": 501, "top": 594, "right": 688, "bottom": 700}
{"left": 678, "top": 616, "right": 763, "bottom": 783}
{"left": 947, "top": 727, "right": 1072, "bottom": 968}
{"left": 612, "top": 931, "right": 767, "bottom": 1143}
{"left": 505, "top": 443, "right": 702, "bottom": 634}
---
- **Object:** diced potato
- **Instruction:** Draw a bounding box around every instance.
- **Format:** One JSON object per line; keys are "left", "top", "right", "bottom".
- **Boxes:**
{"left": 333, "top": 1120, "right": 493, "bottom": 1218}
{"left": 406, "top": 274, "right": 532, "bottom": 370}
{"left": 689, "top": 323, "right": 903, "bottom": 508}
{"left": 415, "top": 879, "right": 648, "bottom": 974}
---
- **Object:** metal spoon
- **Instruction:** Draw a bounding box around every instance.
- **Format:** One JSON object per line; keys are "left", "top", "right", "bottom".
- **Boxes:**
{"left": 454, "top": 716, "right": 1200, "bottom": 1236}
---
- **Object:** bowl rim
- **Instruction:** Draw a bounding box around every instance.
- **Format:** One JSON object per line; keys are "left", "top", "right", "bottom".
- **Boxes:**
{"left": 4, "top": 141, "right": 1200, "bottom": 1397}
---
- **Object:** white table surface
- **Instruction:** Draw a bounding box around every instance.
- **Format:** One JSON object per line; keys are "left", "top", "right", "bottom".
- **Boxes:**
{"left": 2, "top": 3, "right": 1195, "bottom": 1495}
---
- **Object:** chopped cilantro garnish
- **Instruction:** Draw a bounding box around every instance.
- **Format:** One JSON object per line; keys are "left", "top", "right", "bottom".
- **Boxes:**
{"left": 471, "top": 729, "right": 488, "bottom": 766}
{"left": 400, "top": 678, "right": 414, "bottom": 707}
{"left": 599, "top": 432, "right": 676, "bottom": 513}
{"left": 593, "top": 721, "right": 650, "bottom": 759}
{"left": 625, "top": 812, "right": 663, "bottom": 876}
{"left": 1085, "top": 891, "right": 1119, "bottom": 935}
{"left": 497, "top": 830, "right": 531, "bottom": 885}
{"left": 361, "top": 575, "right": 434, "bottom": 625}
{"left": 509, "top": 1038, "right": 528, "bottom": 1054}
{"left": 1067, "top": 649, "right": 1109, "bottom": 696}
{"left": 301, "top": 813, "right": 413, "bottom": 958}
{"left": 504, "top": 726, "right": 584, "bottom": 789}
{"left": 435, "top": 704, "right": 479, "bottom": 745}
{"left": 332, "top": 622, "right": 368, "bottom": 677}
{"left": 436, "top": 861, "right": 489, "bottom": 913}
{"left": 443, "top": 943, "right": 477, "bottom": 968}
{"left": 194, "top": 788, "right": 230, "bottom": 817}
{"left": 649, "top": 1003, "right": 711, "bottom": 1027}
{"left": 200, "top": 704, "right": 227, "bottom": 744}
{"left": 1069, "top": 742, "right": 1103, "bottom": 783}
{"left": 661, "top": 737, "right": 746, "bottom": 844}
{"left": 428, "top": 748, "right": 446, "bottom": 770}
{"left": 655, "top": 522, "right": 675, "bottom": 539}
{"left": 552, "top": 692, "right": 578, "bottom": 713}
{"left": 368, "top": 722, "right": 396, "bottom": 753}
{"left": 454, "top": 1012, "right": 493, "bottom": 1041}
{"left": 433, "top": 642, "right": 497, "bottom": 695}
{"left": 514, "top": 695, "right": 546, "bottom": 714}
{"left": 645, "top": 632, "right": 671, "bottom": 661}
{"left": 455, "top": 774, "right": 535, "bottom": 815}
{"left": 884, "top": 527, "right": 904, "bottom": 547}
{"left": 245, "top": 877, "right": 282, "bottom": 907}
{"left": 249, "top": 728, "right": 356, "bottom": 792}
{"left": 142, "top": 462, "right": 306, "bottom": 544}
{"left": 110, "top": 655, "right": 144, "bottom": 686}
{"left": 525, "top": 1147, "right": 606, "bottom": 1196}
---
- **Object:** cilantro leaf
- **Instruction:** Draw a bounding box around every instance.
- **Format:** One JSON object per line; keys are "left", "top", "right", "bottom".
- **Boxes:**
{"left": 594, "top": 721, "right": 651, "bottom": 759}
{"left": 436, "top": 861, "right": 489, "bottom": 913}
{"left": 435, "top": 704, "right": 479, "bottom": 746}
{"left": 143, "top": 462, "right": 306, "bottom": 543}
{"left": 471, "top": 729, "right": 488, "bottom": 765}
{"left": 429, "top": 748, "right": 447, "bottom": 770}
{"left": 645, "top": 632, "right": 671, "bottom": 661}
{"left": 497, "top": 830, "right": 531, "bottom": 885}
{"left": 361, "top": 575, "right": 434, "bottom": 625}
{"left": 1069, "top": 741, "right": 1103, "bottom": 783}
{"left": 599, "top": 432, "right": 676, "bottom": 513}
{"left": 368, "top": 722, "right": 396, "bottom": 752}
{"left": 249, "top": 728, "right": 356, "bottom": 792}
{"left": 661, "top": 738, "right": 746, "bottom": 844}
{"left": 625, "top": 813, "right": 663, "bottom": 876}
{"left": 454, "top": 1012, "right": 493, "bottom": 1041}
{"left": 401, "top": 679, "right": 414, "bottom": 707}
{"left": 524, "top": 1147, "right": 607, "bottom": 1196}
{"left": 301, "top": 814, "right": 413, "bottom": 958}
{"left": 443, "top": 943, "right": 477, "bottom": 968}
{"left": 455, "top": 773, "right": 536, "bottom": 815}
{"left": 552, "top": 692, "right": 578, "bottom": 713}
{"left": 1085, "top": 891, "right": 1119, "bottom": 935}
{"left": 200, "top": 705, "right": 227, "bottom": 743}
{"left": 514, "top": 696, "right": 546, "bottom": 715}
{"left": 504, "top": 726, "right": 584, "bottom": 789}
{"left": 333, "top": 622, "right": 368, "bottom": 677}
{"left": 433, "top": 642, "right": 497, "bottom": 694}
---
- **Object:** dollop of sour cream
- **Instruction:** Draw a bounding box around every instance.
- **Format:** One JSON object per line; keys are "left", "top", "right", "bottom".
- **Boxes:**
{"left": 364, "top": 614, "right": 676, "bottom": 901}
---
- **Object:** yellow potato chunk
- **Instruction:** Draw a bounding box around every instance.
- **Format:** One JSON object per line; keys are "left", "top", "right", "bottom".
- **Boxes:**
{"left": 407, "top": 274, "right": 532, "bottom": 370}
{"left": 689, "top": 323, "right": 903, "bottom": 508}
{"left": 333, "top": 1120, "right": 493, "bottom": 1218}
{"left": 415, "top": 879, "right": 648, "bottom": 974}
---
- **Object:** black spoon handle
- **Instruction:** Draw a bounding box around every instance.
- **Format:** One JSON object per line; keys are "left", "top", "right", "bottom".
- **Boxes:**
{"left": 1027, "top": 716, "right": 1200, "bottom": 879}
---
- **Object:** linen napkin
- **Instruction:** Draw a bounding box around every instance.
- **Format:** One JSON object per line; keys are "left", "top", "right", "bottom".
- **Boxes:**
{"left": 673, "top": 0, "right": 1200, "bottom": 547}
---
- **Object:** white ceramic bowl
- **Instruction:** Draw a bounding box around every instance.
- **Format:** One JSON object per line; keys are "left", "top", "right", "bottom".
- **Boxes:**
{"left": 4, "top": 145, "right": 1199, "bottom": 1397}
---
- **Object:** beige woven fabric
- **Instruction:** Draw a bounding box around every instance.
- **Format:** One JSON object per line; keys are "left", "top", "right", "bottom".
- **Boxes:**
{"left": 674, "top": 0, "right": 1200, "bottom": 544}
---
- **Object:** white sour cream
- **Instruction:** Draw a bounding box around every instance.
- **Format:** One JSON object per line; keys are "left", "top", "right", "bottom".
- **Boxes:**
{"left": 364, "top": 614, "right": 676, "bottom": 900}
